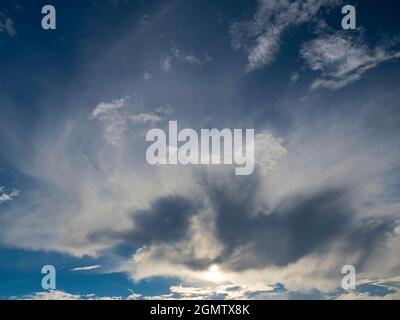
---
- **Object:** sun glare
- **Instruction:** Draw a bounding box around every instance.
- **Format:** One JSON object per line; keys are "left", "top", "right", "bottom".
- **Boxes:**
{"left": 203, "top": 264, "right": 226, "bottom": 283}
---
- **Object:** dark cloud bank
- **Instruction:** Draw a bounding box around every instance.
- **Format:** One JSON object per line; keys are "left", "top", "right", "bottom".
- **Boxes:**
{"left": 90, "top": 171, "right": 398, "bottom": 273}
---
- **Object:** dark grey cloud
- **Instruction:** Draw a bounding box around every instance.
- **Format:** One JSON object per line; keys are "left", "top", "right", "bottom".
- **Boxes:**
{"left": 91, "top": 169, "right": 398, "bottom": 274}
{"left": 205, "top": 174, "right": 352, "bottom": 269}
{"left": 205, "top": 173, "right": 399, "bottom": 271}
{"left": 90, "top": 195, "right": 199, "bottom": 247}
{"left": 124, "top": 195, "right": 198, "bottom": 245}
{"left": 343, "top": 217, "right": 398, "bottom": 271}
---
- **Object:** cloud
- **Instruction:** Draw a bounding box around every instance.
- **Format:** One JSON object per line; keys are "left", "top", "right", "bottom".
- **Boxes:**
{"left": 290, "top": 72, "right": 300, "bottom": 83}
{"left": 0, "top": 96, "right": 199, "bottom": 257}
{"left": 91, "top": 97, "right": 128, "bottom": 118}
{"left": 155, "top": 105, "right": 173, "bottom": 115}
{"left": 90, "top": 97, "right": 130, "bottom": 146}
{"left": 334, "top": 291, "right": 399, "bottom": 300}
{"left": 70, "top": 265, "right": 101, "bottom": 272}
{"left": 106, "top": 96, "right": 400, "bottom": 293}
{"left": 254, "top": 132, "right": 287, "bottom": 175}
{"left": 3, "top": 94, "right": 400, "bottom": 293}
{"left": 91, "top": 196, "right": 199, "bottom": 247}
{"left": 22, "top": 290, "right": 83, "bottom": 300}
{"left": 15, "top": 279, "right": 400, "bottom": 300}
{"left": 333, "top": 278, "right": 400, "bottom": 300}
{"left": 0, "top": 15, "right": 16, "bottom": 38}
{"left": 301, "top": 31, "right": 400, "bottom": 90}
{"left": 163, "top": 276, "right": 400, "bottom": 300}
{"left": 159, "top": 45, "right": 212, "bottom": 73}
{"left": 17, "top": 290, "right": 141, "bottom": 300}
{"left": 129, "top": 113, "right": 162, "bottom": 124}
{"left": 143, "top": 73, "right": 152, "bottom": 81}
{"left": 160, "top": 283, "right": 279, "bottom": 300}
{"left": 90, "top": 97, "right": 165, "bottom": 146}
{"left": 158, "top": 44, "right": 211, "bottom": 73}
{"left": 231, "top": 0, "right": 340, "bottom": 72}
{"left": 160, "top": 57, "right": 172, "bottom": 72}
{"left": 0, "top": 186, "right": 19, "bottom": 204}
{"left": 171, "top": 46, "right": 212, "bottom": 66}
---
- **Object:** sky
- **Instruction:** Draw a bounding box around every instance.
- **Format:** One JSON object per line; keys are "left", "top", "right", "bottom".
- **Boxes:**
{"left": 0, "top": 0, "right": 400, "bottom": 300}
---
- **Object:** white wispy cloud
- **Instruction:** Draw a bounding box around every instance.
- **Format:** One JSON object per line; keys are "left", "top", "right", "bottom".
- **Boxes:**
{"left": 70, "top": 265, "right": 101, "bottom": 272}
{"left": 254, "top": 132, "right": 287, "bottom": 175}
{"left": 290, "top": 72, "right": 300, "bottom": 83}
{"left": 301, "top": 31, "right": 400, "bottom": 90}
{"left": 172, "top": 47, "right": 211, "bottom": 66}
{"left": 0, "top": 14, "right": 16, "bottom": 38}
{"left": 143, "top": 72, "right": 152, "bottom": 81}
{"left": 159, "top": 45, "right": 211, "bottom": 73}
{"left": 160, "top": 56, "right": 172, "bottom": 72}
{"left": 155, "top": 105, "right": 173, "bottom": 115}
{"left": 91, "top": 97, "right": 127, "bottom": 118}
{"left": 90, "top": 97, "right": 165, "bottom": 146}
{"left": 90, "top": 97, "right": 129, "bottom": 146}
{"left": 129, "top": 113, "right": 162, "bottom": 124}
{"left": 17, "top": 290, "right": 84, "bottom": 300}
{"left": 0, "top": 186, "right": 19, "bottom": 204}
{"left": 231, "top": 0, "right": 340, "bottom": 72}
